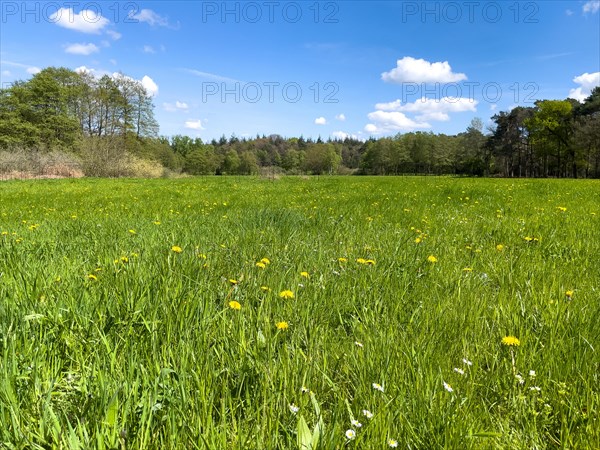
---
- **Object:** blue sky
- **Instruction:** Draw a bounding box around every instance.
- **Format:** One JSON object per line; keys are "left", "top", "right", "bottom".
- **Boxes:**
{"left": 1, "top": 1, "right": 599, "bottom": 141}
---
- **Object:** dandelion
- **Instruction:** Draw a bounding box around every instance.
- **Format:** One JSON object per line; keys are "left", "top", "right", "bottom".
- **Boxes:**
{"left": 443, "top": 381, "right": 453, "bottom": 393}
{"left": 565, "top": 290, "right": 574, "bottom": 298}
{"left": 557, "top": 206, "right": 567, "bottom": 212}
{"left": 388, "top": 439, "right": 399, "bottom": 448}
{"left": 356, "top": 258, "right": 368, "bottom": 264}
{"left": 372, "top": 383, "right": 384, "bottom": 392}
{"left": 289, "top": 403, "right": 299, "bottom": 414}
{"left": 427, "top": 255, "right": 438, "bottom": 263}
{"left": 415, "top": 237, "right": 422, "bottom": 244}
{"left": 502, "top": 336, "right": 521, "bottom": 346}
{"left": 276, "top": 321, "right": 289, "bottom": 330}
{"left": 256, "top": 262, "right": 266, "bottom": 269}
{"left": 87, "top": 274, "right": 97, "bottom": 281}
{"left": 453, "top": 368, "right": 465, "bottom": 375}
{"left": 345, "top": 429, "right": 356, "bottom": 440}
{"left": 229, "top": 279, "right": 238, "bottom": 285}
{"left": 365, "top": 259, "right": 376, "bottom": 265}
{"left": 171, "top": 246, "right": 183, "bottom": 253}
{"left": 279, "top": 290, "right": 294, "bottom": 299}
{"left": 300, "top": 271, "right": 309, "bottom": 278}
{"left": 228, "top": 301, "right": 241, "bottom": 310}
{"left": 260, "top": 257, "right": 271, "bottom": 265}
{"left": 351, "top": 420, "right": 362, "bottom": 428}
{"left": 496, "top": 244, "right": 504, "bottom": 251}
{"left": 153, "top": 221, "right": 161, "bottom": 225}
{"left": 260, "top": 286, "right": 271, "bottom": 292}
{"left": 338, "top": 257, "right": 348, "bottom": 263}
{"left": 462, "top": 267, "right": 473, "bottom": 272}
{"left": 362, "top": 409, "right": 374, "bottom": 419}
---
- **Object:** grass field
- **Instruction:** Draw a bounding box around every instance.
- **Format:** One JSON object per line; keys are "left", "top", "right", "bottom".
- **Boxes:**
{"left": 0, "top": 176, "right": 599, "bottom": 449}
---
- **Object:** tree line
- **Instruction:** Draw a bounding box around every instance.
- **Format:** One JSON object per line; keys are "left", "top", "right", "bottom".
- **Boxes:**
{"left": 1, "top": 67, "right": 599, "bottom": 178}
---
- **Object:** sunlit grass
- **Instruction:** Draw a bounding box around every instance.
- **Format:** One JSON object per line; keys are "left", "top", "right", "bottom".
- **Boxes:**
{"left": 0, "top": 176, "right": 599, "bottom": 449}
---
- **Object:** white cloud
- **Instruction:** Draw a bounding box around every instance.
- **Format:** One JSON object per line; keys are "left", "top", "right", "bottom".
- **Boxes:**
{"left": 364, "top": 111, "right": 431, "bottom": 135}
{"left": 131, "top": 9, "right": 171, "bottom": 27}
{"left": 375, "top": 97, "right": 478, "bottom": 122}
{"left": 164, "top": 101, "right": 189, "bottom": 112}
{"left": 65, "top": 43, "right": 100, "bottom": 55}
{"left": 143, "top": 45, "right": 156, "bottom": 54}
{"left": 185, "top": 119, "right": 204, "bottom": 130}
{"left": 331, "top": 131, "right": 358, "bottom": 140}
{"left": 106, "top": 30, "right": 122, "bottom": 40}
{"left": 74, "top": 66, "right": 111, "bottom": 78}
{"left": 566, "top": 9, "right": 574, "bottom": 15}
{"left": 568, "top": 71, "right": 600, "bottom": 101}
{"left": 50, "top": 8, "right": 110, "bottom": 34}
{"left": 109, "top": 59, "right": 117, "bottom": 65}
{"left": 2, "top": 70, "right": 11, "bottom": 76}
{"left": 490, "top": 104, "right": 497, "bottom": 111}
{"left": 583, "top": 1, "right": 600, "bottom": 13}
{"left": 26, "top": 67, "right": 41, "bottom": 75}
{"left": 315, "top": 117, "right": 327, "bottom": 125}
{"left": 335, "top": 113, "right": 346, "bottom": 121}
{"left": 382, "top": 56, "right": 467, "bottom": 84}
{"left": 141, "top": 75, "right": 158, "bottom": 96}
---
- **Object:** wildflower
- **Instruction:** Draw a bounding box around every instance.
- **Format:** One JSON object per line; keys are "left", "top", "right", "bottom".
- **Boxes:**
{"left": 356, "top": 258, "right": 368, "bottom": 264}
{"left": 276, "top": 321, "right": 289, "bottom": 330}
{"left": 453, "top": 368, "right": 465, "bottom": 375}
{"left": 516, "top": 374, "right": 525, "bottom": 385}
{"left": 502, "top": 336, "right": 521, "bottom": 346}
{"left": 372, "top": 383, "right": 384, "bottom": 392}
{"left": 557, "top": 206, "right": 567, "bottom": 212}
{"left": 289, "top": 403, "right": 299, "bottom": 414}
{"left": 300, "top": 271, "right": 309, "bottom": 278}
{"left": 529, "top": 386, "right": 541, "bottom": 392}
{"left": 496, "top": 244, "right": 504, "bottom": 251}
{"left": 388, "top": 439, "right": 399, "bottom": 448}
{"left": 128, "top": 229, "right": 136, "bottom": 234}
{"left": 529, "top": 370, "right": 536, "bottom": 378}
{"left": 228, "top": 301, "right": 241, "bottom": 310}
{"left": 256, "top": 262, "right": 266, "bottom": 269}
{"left": 345, "top": 429, "right": 356, "bottom": 440}
{"left": 153, "top": 221, "right": 161, "bottom": 225}
{"left": 197, "top": 253, "right": 207, "bottom": 259}
{"left": 415, "top": 237, "right": 422, "bottom": 244}
{"left": 279, "top": 290, "right": 294, "bottom": 299}
{"left": 443, "top": 382, "right": 453, "bottom": 393}
{"left": 427, "top": 255, "right": 438, "bottom": 263}
{"left": 462, "top": 358, "right": 473, "bottom": 366}
{"left": 351, "top": 420, "right": 362, "bottom": 428}
{"left": 355, "top": 341, "right": 364, "bottom": 348}
{"left": 260, "top": 286, "right": 270, "bottom": 292}
{"left": 365, "top": 259, "right": 376, "bottom": 265}
{"left": 362, "top": 409, "right": 374, "bottom": 419}
{"left": 338, "top": 257, "right": 348, "bottom": 263}
{"left": 301, "top": 386, "right": 310, "bottom": 394}
{"left": 120, "top": 256, "right": 129, "bottom": 263}
{"left": 260, "top": 257, "right": 271, "bottom": 265}
{"left": 463, "top": 267, "right": 473, "bottom": 272}
{"left": 565, "top": 290, "right": 574, "bottom": 298}
{"left": 229, "top": 279, "right": 238, "bottom": 285}
{"left": 171, "top": 246, "right": 183, "bottom": 253}
{"left": 87, "top": 274, "right": 97, "bottom": 281}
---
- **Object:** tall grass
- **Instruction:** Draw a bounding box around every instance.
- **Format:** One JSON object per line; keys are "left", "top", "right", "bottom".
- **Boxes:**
{"left": 0, "top": 176, "right": 598, "bottom": 449}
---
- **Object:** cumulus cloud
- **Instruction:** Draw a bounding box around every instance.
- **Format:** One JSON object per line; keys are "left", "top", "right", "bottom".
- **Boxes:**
{"left": 65, "top": 43, "right": 99, "bottom": 55}
{"left": 583, "top": 0, "right": 600, "bottom": 13}
{"left": 106, "top": 30, "right": 122, "bottom": 40}
{"left": 331, "top": 131, "right": 359, "bottom": 140}
{"left": 375, "top": 97, "right": 478, "bottom": 121}
{"left": 131, "top": 9, "right": 171, "bottom": 27}
{"left": 335, "top": 113, "right": 346, "bottom": 121}
{"left": 143, "top": 45, "right": 156, "bottom": 54}
{"left": 382, "top": 56, "right": 467, "bottom": 84}
{"left": 26, "top": 67, "right": 41, "bottom": 75}
{"left": 50, "top": 8, "right": 110, "bottom": 34}
{"left": 314, "top": 117, "right": 327, "bottom": 125}
{"left": 141, "top": 75, "right": 159, "bottom": 96}
{"left": 164, "top": 101, "right": 189, "bottom": 112}
{"left": 568, "top": 71, "right": 600, "bottom": 101}
{"left": 364, "top": 111, "right": 431, "bottom": 135}
{"left": 185, "top": 119, "right": 204, "bottom": 130}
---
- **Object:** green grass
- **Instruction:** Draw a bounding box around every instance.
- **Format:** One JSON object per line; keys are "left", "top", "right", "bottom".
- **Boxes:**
{"left": 0, "top": 176, "right": 599, "bottom": 449}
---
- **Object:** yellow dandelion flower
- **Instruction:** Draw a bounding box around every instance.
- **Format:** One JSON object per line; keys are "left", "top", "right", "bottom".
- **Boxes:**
{"left": 338, "top": 257, "right": 348, "bottom": 263}
{"left": 120, "top": 256, "right": 129, "bottom": 263}
{"left": 463, "top": 267, "right": 473, "bottom": 272}
{"left": 153, "top": 221, "right": 161, "bottom": 225}
{"left": 87, "top": 274, "right": 98, "bottom": 281}
{"left": 229, "top": 279, "right": 238, "bottom": 285}
{"left": 279, "top": 290, "right": 294, "bottom": 299}
{"left": 365, "top": 259, "right": 376, "bottom": 265}
{"left": 260, "top": 258, "right": 271, "bottom": 265}
{"left": 276, "top": 321, "right": 289, "bottom": 330}
{"left": 198, "top": 253, "right": 207, "bottom": 259}
{"left": 565, "top": 290, "right": 574, "bottom": 298}
{"left": 128, "top": 229, "right": 136, "bottom": 234}
{"left": 502, "top": 336, "right": 521, "bottom": 346}
{"left": 171, "top": 245, "right": 183, "bottom": 253}
{"left": 427, "top": 255, "right": 438, "bottom": 263}
{"left": 228, "top": 301, "right": 241, "bottom": 310}
{"left": 256, "top": 262, "right": 266, "bottom": 269}
{"left": 300, "top": 271, "right": 309, "bottom": 278}
{"left": 557, "top": 206, "right": 567, "bottom": 212}
{"left": 496, "top": 244, "right": 504, "bottom": 251}
{"left": 260, "top": 286, "right": 271, "bottom": 292}
{"left": 415, "top": 237, "right": 422, "bottom": 244}
{"left": 356, "top": 258, "right": 368, "bottom": 264}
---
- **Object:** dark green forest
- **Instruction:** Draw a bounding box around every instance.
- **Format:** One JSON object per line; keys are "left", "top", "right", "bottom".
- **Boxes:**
{"left": 1, "top": 67, "right": 599, "bottom": 178}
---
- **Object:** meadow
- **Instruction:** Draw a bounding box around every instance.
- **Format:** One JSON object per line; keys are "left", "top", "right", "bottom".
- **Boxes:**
{"left": 0, "top": 176, "right": 598, "bottom": 449}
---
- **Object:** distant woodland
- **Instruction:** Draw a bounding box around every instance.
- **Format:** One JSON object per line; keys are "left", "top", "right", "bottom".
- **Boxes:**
{"left": 1, "top": 67, "right": 599, "bottom": 178}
